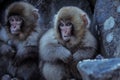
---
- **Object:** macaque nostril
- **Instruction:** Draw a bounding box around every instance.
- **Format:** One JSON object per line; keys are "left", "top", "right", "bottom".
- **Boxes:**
{"left": 13, "top": 26, "right": 16, "bottom": 28}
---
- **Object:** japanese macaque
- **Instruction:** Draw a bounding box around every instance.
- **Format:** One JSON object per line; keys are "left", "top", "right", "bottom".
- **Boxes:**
{"left": 0, "top": 1, "right": 41, "bottom": 80}
{"left": 39, "top": 6, "right": 97, "bottom": 80}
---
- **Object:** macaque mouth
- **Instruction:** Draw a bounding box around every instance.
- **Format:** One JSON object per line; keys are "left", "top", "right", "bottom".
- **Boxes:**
{"left": 11, "top": 30, "right": 21, "bottom": 35}
{"left": 63, "top": 36, "right": 71, "bottom": 42}
{"left": 64, "top": 36, "right": 70, "bottom": 37}
{"left": 64, "top": 39, "right": 70, "bottom": 42}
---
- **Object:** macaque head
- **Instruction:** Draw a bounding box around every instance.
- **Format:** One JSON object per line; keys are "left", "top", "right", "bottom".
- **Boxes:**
{"left": 5, "top": 2, "right": 40, "bottom": 40}
{"left": 8, "top": 15, "right": 23, "bottom": 35}
{"left": 59, "top": 20, "right": 73, "bottom": 41}
{"left": 54, "top": 6, "right": 91, "bottom": 44}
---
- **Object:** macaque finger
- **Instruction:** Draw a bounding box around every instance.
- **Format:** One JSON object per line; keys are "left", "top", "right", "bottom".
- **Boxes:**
{"left": 64, "top": 55, "right": 73, "bottom": 63}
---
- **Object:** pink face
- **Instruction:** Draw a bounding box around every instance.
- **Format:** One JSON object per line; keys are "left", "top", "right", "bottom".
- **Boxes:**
{"left": 8, "top": 15, "right": 23, "bottom": 35}
{"left": 59, "top": 20, "right": 72, "bottom": 41}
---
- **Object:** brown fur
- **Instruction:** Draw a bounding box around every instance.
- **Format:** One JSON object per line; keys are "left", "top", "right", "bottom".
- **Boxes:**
{"left": 39, "top": 6, "right": 97, "bottom": 80}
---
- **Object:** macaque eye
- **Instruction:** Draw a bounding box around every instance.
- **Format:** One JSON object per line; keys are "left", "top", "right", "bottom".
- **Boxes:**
{"left": 8, "top": 17, "right": 14, "bottom": 21}
{"left": 15, "top": 16, "right": 22, "bottom": 22}
{"left": 59, "top": 23, "right": 64, "bottom": 27}
{"left": 10, "top": 19, "right": 14, "bottom": 22}
{"left": 8, "top": 17, "right": 15, "bottom": 23}
{"left": 66, "top": 22, "right": 72, "bottom": 26}
{"left": 16, "top": 18, "right": 20, "bottom": 21}
{"left": 8, "top": 16, "right": 23, "bottom": 23}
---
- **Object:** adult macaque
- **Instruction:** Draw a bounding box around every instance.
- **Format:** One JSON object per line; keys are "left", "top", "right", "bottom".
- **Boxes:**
{"left": 39, "top": 6, "right": 97, "bottom": 80}
{"left": 0, "top": 1, "right": 41, "bottom": 80}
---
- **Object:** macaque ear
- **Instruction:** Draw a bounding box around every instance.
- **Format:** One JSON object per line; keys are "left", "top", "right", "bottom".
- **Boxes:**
{"left": 81, "top": 14, "right": 91, "bottom": 28}
{"left": 32, "top": 9, "right": 40, "bottom": 20}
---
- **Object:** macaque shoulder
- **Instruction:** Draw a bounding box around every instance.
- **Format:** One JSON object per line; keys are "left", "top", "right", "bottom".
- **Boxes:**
{"left": 40, "top": 28, "right": 58, "bottom": 46}
{"left": 24, "top": 25, "right": 42, "bottom": 46}
{"left": 82, "top": 30, "right": 97, "bottom": 48}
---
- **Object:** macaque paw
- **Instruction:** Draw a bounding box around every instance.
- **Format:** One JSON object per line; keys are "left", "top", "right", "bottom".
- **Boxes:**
{"left": 61, "top": 50, "right": 73, "bottom": 63}
{"left": 13, "top": 47, "right": 27, "bottom": 66}
{"left": 0, "top": 44, "right": 15, "bottom": 57}
{"left": 73, "top": 53, "right": 81, "bottom": 61}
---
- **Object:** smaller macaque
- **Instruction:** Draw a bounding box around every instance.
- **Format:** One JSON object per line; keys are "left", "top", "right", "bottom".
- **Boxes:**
{"left": 0, "top": 2, "right": 41, "bottom": 80}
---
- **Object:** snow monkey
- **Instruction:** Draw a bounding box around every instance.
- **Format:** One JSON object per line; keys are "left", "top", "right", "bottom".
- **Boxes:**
{"left": 39, "top": 6, "right": 97, "bottom": 80}
{"left": 0, "top": 1, "right": 42, "bottom": 80}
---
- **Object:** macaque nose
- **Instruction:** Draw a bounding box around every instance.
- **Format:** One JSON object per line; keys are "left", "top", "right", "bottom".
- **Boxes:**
{"left": 64, "top": 29, "right": 67, "bottom": 33}
{"left": 64, "top": 29, "right": 71, "bottom": 35}
{"left": 12, "top": 24, "right": 17, "bottom": 29}
{"left": 13, "top": 25, "right": 16, "bottom": 28}
{"left": 66, "top": 30, "right": 70, "bottom": 35}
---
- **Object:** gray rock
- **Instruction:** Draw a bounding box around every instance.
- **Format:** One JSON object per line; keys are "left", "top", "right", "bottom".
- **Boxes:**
{"left": 93, "top": 0, "right": 120, "bottom": 57}
{"left": 106, "top": 32, "right": 114, "bottom": 43}
{"left": 117, "top": 6, "right": 120, "bottom": 13}
{"left": 77, "top": 58, "right": 120, "bottom": 80}
{"left": 1, "top": 74, "right": 11, "bottom": 80}
{"left": 104, "top": 17, "right": 115, "bottom": 31}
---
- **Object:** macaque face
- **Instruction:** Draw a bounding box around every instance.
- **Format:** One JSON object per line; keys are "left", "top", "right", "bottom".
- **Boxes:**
{"left": 8, "top": 15, "right": 23, "bottom": 35}
{"left": 59, "top": 20, "right": 72, "bottom": 42}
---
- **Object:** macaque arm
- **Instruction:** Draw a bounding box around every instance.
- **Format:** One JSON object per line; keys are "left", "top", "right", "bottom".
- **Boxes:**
{"left": 19, "top": 23, "right": 41, "bottom": 59}
{"left": 0, "top": 27, "right": 9, "bottom": 42}
{"left": 40, "top": 43, "right": 71, "bottom": 63}
{"left": 0, "top": 27, "right": 15, "bottom": 56}
{"left": 0, "top": 40, "right": 15, "bottom": 57}
{"left": 13, "top": 44, "right": 38, "bottom": 66}
{"left": 73, "top": 30, "right": 97, "bottom": 61}
{"left": 73, "top": 47, "right": 96, "bottom": 61}
{"left": 40, "top": 29, "right": 72, "bottom": 63}
{"left": 20, "top": 26, "right": 41, "bottom": 59}
{"left": 19, "top": 46, "right": 38, "bottom": 58}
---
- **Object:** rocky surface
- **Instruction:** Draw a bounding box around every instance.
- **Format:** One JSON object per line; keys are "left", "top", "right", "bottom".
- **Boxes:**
{"left": 93, "top": 0, "right": 120, "bottom": 57}
{"left": 77, "top": 58, "right": 120, "bottom": 80}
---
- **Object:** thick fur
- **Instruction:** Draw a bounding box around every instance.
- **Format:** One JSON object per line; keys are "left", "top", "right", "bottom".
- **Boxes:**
{"left": 54, "top": 6, "right": 91, "bottom": 48}
{"left": 39, "top": 6, "right": 97, "bottom": 80}
{"left": 5, "top": 1, "right": 40, "bottom": 40}
{"left": 0, "top": 2, "right": 41, "bottom": 80}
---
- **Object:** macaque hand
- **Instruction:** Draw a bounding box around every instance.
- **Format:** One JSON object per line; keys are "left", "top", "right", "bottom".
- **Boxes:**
{"left": 73, "top": 51, "right": 84, "bottom": 62}
{"left": 60, "top": 48, "right": 73, "bottom": 63}
{"left": 0, "top": 44, "right": 15, "bottom": 57}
